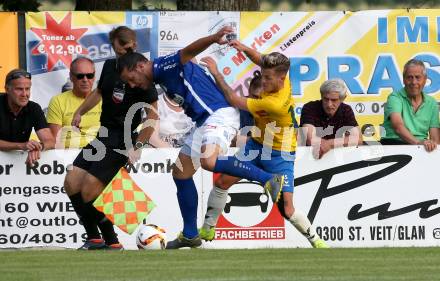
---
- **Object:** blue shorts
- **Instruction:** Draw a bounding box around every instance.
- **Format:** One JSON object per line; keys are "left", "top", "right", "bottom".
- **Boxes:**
{"left": 238, "top": 139, "right": 295, "bottom": 193}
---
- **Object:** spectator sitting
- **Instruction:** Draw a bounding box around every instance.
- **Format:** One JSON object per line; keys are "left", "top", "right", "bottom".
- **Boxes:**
{"left": 380, "top": 59, "right": 439, "bottom": 152}
{"left": 47, "top": 57, "right": 102, "bottom": 148}
{"left": 0, "top": 69, "right": 55, "bottom": 165}
{"left": 299, "top": 78, "right": 362, "bottom": 159}
{"left": 147, "top": 89, "right": 194, "bottom": 148}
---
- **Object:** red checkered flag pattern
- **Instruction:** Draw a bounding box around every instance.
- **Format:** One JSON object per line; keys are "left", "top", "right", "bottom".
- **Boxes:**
{"left": 93, "top": 168, "right": 155, "bottom": 234}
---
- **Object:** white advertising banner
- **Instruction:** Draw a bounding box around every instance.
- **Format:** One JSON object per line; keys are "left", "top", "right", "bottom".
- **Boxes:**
{"left": 0, "top": 149, "right": 210, "bottom": 250}
{"left": 158, "top": 11, "right": 240, "bottom": 60}
{"left": 294, "top": 145, "right": 440, "bottom": 247}
{"left": 0, "top": 146, "right": 439, "bottom": 249}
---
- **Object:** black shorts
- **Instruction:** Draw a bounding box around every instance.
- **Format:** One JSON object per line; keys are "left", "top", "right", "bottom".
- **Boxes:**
{"left": 73, "top": 128, "right": 136, "bottom": 185}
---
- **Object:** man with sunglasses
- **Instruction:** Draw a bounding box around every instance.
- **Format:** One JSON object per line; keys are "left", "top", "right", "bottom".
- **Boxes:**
{"left": 47, "top": 57, "right": 101, "bottom": 148}
{"left": 0, "top": 69, "right": 54, "bottom": 165}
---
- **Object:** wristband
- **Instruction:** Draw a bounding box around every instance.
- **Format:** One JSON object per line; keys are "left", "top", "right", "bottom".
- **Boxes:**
{"left": 135, "top": 141, "right": 144, "bottom": 149}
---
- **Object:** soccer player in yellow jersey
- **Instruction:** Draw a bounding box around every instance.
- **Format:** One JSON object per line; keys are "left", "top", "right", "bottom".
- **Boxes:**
{"left": 47, "top": 57, "right": 101, "bottom": 148}
{"left": 199, "top": 41, "right": 328, "bottom": 248}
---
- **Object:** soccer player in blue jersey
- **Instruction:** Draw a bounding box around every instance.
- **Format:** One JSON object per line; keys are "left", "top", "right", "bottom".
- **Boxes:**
{"left": 117, "top": 27, "right": 285, "bottom": 249}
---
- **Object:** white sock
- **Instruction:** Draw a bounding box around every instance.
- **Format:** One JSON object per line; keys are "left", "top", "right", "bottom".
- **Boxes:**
{"left": 289, "top": 209, "right": 319, "bottom": 243}
{"left": 202, "top": 186, "right": 228, "bottom": 229}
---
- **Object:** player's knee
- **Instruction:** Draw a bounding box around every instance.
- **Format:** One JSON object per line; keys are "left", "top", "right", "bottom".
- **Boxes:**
{"left": 171, "top": 164, "right": 180, "bottom": 178}
{"left": 79, "top": 175, "right": 105, "bottom": 202}
{"left": 200, "top": 157, "right": 216, "bottom": 171}
{"left": 81, "top": 185, "right": 102, "bottom": 203}
{"left": 284, "top": 207, "right": 294, "bottom": 219}
{"left": 276, "top": 199, "right": 288, "bottom": 219}
{"left": 214, "top": 177, "right": 232, "bottom": 190}
{"left": 276, "top": 197, "right": 294, "bottom": 219}
{"left": 64, "top": 179, "right": 73, "bottom": 195}
{"left": 171, "top": 163, "right": 186, "bottom": 179}
{"left": 64, "top": 171, "right": 81, "bottom": 196}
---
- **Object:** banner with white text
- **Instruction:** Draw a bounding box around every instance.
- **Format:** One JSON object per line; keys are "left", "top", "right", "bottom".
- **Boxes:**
{"left": 25, "top": 11, "right": 159, "bottom": 111}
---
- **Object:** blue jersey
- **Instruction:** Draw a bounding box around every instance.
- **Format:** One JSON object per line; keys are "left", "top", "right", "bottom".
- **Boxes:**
{"left": 153, "top": 51, "right": 231, "bottom": 126}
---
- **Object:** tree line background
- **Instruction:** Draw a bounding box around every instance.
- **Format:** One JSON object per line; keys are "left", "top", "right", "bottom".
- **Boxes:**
{"left": 1, "top": 0, "right": 439, "bottom": 12}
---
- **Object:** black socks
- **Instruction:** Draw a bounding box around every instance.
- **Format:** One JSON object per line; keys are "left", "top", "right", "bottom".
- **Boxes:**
{"left": 83, "top": 200, "right": 119, "bottom": 245}
{"left": 69, "top": 193, "right": 100, "bottom": 240}
{"left": 69, "top": 193, "right": 119, "bottom": 245}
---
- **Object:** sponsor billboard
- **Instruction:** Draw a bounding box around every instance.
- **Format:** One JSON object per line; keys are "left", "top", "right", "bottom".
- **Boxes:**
{"left": 25, "top": 11, "right": 159, "bottom": 111}
{"left": 216, "top": 10, "right": 440, "bottom": 140}
{"left": 0, "top": 12, "right": 19, "bottom": 90}
{"left": 23, "top": 10, "right": 440, "bottom": 140}
{"left": 1, "top": 147, "right": 439, "bottom": 249}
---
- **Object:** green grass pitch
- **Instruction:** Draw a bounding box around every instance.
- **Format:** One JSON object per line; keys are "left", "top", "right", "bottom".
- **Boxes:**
{"left": 0, "top": 248, "right": 439, "bottom": 281}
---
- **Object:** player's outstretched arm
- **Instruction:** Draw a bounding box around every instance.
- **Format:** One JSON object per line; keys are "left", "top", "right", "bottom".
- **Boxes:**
{"left": 137, "top": 101, "right": 159, "bottom": 146}
{"left": 127, "top": 101, "right": 160, "bottom": 164}
{"left": 200, "top": 56, "right": 248, "bottom": 111}
{"left": 180, "top": 26, "right": 233, "bottom": 65}
{"left": 71, "top": 88, "right": 102, "bottom": 128}
{"left": 229, "top": 40, "right": 262, "bottom": 66}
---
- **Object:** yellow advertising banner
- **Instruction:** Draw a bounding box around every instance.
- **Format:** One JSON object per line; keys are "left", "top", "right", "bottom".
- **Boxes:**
{"left": 0, "top": 12, "right": 19, "bottom": 91}
{"left": 216, "top": 10, "right": 440, "bottom": 140}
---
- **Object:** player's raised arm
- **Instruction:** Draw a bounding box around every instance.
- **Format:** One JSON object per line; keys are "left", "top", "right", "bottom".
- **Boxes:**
{"left": 180, "top": 26, "right": 233, "bottom": 65}
{"left": 200, "top": 57, "right": 248, "bottom": 111}
{"left": 229, "top": 40, "right": 263, "bottom": 66}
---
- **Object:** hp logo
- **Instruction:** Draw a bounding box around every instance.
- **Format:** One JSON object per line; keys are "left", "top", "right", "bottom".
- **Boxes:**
{"left": 132, "top": 15, "right": 151, "bottom": 28}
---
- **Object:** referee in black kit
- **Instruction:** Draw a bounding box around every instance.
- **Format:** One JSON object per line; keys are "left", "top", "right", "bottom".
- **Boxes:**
{"left": 65, "top": 26, "right": 158, "bottom": 250}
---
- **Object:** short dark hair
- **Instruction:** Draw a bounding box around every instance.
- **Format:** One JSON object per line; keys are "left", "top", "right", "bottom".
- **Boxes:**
{"left": 261, "top": 52, "right": 290, "bottom": 75}
{"left": 117, "top": 52, "right": 148, "bottom": 74}
{"left": 5, "top": 69, "right": 31, "bottom": 87}
{"left": 109, "top": 26, "right": 136, "bottom": 47}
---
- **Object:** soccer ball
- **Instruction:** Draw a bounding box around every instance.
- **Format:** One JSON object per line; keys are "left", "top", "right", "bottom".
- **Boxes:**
{"left": 136, "top": 224, "right": 167, "bottom": 250}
